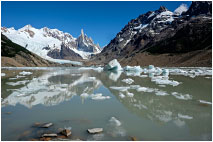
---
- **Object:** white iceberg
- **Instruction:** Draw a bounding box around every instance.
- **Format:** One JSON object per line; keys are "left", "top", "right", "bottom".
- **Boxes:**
{"left": 178, "top": 113, "right": 193, "bottom": 120}
{"left": 122, "top": 78, "right": 134, "bottom": 84}
{"left": 155, "top": 90, "right": 169, "bottom": 96}
{"left": 104, "top": 59, "right": 122, "bottom": 71}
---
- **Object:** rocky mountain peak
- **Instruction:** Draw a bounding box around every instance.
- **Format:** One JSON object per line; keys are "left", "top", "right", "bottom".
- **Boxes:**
{"left": 183, "top": 1, "right": 212, "bottom": 16}
{"left": 157, "top": 6, "right": 168, "bottom": 13}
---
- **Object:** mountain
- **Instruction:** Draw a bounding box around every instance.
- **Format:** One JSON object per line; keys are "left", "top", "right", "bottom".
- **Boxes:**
{"left": 1, "top": 25, "right": 101, "bottom": 61}
{"left": 1, "top": 34, "right": 58, "bottom": 67}
{"left": 91, "top": 1, "right": 212, "bottom": 67}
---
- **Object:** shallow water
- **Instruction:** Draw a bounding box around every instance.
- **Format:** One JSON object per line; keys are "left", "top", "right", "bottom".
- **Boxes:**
{"left": 1, "top": 67, "right": 212, "bottom": 141}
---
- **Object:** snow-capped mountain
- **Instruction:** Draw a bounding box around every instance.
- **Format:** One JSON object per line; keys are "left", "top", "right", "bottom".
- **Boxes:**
{"left": 93, "top": 2, "right": 212, "bottom": 66}
{"left": 1, "top": 25, "right": 101, "bottom": 61}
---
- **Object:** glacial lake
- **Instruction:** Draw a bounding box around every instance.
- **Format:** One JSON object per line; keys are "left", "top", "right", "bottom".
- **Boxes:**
{"left": 1, "top": 67, "right": 212, "bottom": 141}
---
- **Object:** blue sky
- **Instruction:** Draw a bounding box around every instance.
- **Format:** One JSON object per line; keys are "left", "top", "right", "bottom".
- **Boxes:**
{"left": 2, "top": 1, "right": 191, "bottom": 47}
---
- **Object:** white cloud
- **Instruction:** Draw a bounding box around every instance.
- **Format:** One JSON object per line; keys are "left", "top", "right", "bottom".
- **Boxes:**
{"left": 174, "top": 4, "right": 188, "bottom": 15}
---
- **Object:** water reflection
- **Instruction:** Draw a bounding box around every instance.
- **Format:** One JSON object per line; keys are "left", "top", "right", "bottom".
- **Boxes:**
{"left": 1, "top": 67, "right": 212, "bottom": 140}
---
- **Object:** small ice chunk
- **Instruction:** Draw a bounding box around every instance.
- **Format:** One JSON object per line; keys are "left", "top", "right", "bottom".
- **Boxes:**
{"left": 104, "top": 59, "right": 122, "bottom": 71}
{"left": 1, "top": 73, "right": 6, "bottom": 76}
{"left": 109, "top": 117, "right": 122, "bottom": 126}
{"left": 171, "top": 92, "right": 192, "bottom": 100}
{"left": 199, "top": 100, "right": 212, "bottom": 105}
{"left": 139, "top": 75, "right": 148, "bottom": 78}
{"left": 148, "top": 65, "right": 155, "bottom": 72}
{"left": 136, "top": 87, "right": 156, "bottom": 93}
{"left": 130, "top": 85, "right": 141, "bottom": 89}
{"left": 152, "top": 77, "right": 180, "bottom": 86}
{"left": 122, "top": 78, "right": 134, "bottom": 84}
{"left": 155, "top": 90, "right": 169, "bottom": 96}
{"left": 6, "top": 80, "right": 29, "bottom": 86}
{"left": 119, "top": 93, "right": 125, "bottom": 98}
{"left": 19, "top": 71, "right": 32, "bottom": 75}
{"left": 123, "top": 66, "right": 142, "bottom": 72}
{"left": 91, "top": 93, "right": 111, "bottom": 100}
{"left": 110, "top": 86, "right": 130, "bottom": 92}
{"left": 80, "top": 93, "right": 89, "bottom": 98}
{"left": 126, "top": 92, "right": 134, "bottom": 97}
{"left": 178, "top": 113, "right": 193, "bottom": 119}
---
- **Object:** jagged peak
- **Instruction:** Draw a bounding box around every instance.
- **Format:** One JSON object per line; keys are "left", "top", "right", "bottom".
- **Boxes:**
{"left": 157, "top": 6, "right": 168, "bottom": 12}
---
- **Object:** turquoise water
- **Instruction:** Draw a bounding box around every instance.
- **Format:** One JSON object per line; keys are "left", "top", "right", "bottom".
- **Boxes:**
{"left": 1, "top": 67, "right": 212, "bottom": 141}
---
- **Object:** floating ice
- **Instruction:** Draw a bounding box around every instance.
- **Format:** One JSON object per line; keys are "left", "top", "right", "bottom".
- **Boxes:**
{"left": 110, "top": 86, "right": 130, "bottom": 92}
{"left": 122, "top": 78, "right": 134, "bottom": 84}
{"left": 151, "top": 76, "right": 180, "bottom": 86}
{"left": 126, "top": 91, "right": 134, "bottom": 97}
{"left": 107, "top": 117, "right": 126, "bottom": 137}
{"left": 148, "top": 65, "right": 155, "bottom": 72}
{"left": 178, "top": 113, "right": 193, "bottom": 119}
{"left": 155, "top": 90, "right": 169, "bottom": 96}
{"left": 109, "top": 117, "right": 122, "bottom": 126}
{"left": 19, "top": 71, "right": 32, "bottom": 75}
{"left": 199, "top": 100, "right": 212, "bottom": 105}
{"left": 6, "top": 80, "right": 29, "bottom": 86}
{"left": 79, "top": 67, "right": 103, "bottom": 72}
{"left": 123, "top": 66, "right": 142, "bottom": 72}
{"left": 171, "top": 92, "right": 192, "bottom": 100}
{"left": 159, "top": 85, "right": 166, "bottom": 87}
{"left": 119, "top": 93, "right": 125, "bottom": 98}
{"left": 80, "top": 93, "right": 89, "bottom": 98}
{"left": 1, "top": 73, "right": 6, "bottom": 76}
{"left": 130, "top": 85, "right": 141, "bottom": 89}
{"left": 104, "top": 59, "right": 122, "bottom": 71}
{"left": 139, "top": 74, "right": 148, "bottom": 78}
{"left": 136, "top": 87, "right": 156, "bottom": 93}
{"left": 91, "top": 93, "right": 111, "bottom": 100}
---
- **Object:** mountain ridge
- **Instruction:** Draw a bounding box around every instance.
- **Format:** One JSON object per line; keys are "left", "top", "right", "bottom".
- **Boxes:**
{"left": 90, "top": 1, "right": 212, "bottom": 67}
{"left": 1, "top": 25, "right": 102, "bottom": 61}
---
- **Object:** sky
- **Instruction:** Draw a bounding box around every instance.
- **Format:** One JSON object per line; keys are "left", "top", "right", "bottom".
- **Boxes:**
{"left": 1, "top": 1, "right": 191, "bottom": 47}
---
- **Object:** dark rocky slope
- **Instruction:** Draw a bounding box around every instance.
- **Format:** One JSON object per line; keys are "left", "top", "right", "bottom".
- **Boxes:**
{"left": 91, "top": 1, "right": 212, "bottom": 67}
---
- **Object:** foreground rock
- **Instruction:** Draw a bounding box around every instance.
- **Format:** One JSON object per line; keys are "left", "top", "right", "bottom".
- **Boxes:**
{"left": 87, "top": 128, "right": 103, "bottom": 134}
{"left": 60, "top": 129, "right": 72, "bottom": 137}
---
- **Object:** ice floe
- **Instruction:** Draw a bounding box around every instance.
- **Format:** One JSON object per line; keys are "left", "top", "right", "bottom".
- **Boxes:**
{"left": 6, "top": 80, "right": 29, "bottom": 86}
{"left": 91, "top": 93, "right": 111, "bottom": 100}
{"left": 122, "top": 78, "right": 134, "bottom": 84}
{"left": 171, "top": 92, "right": 192, "bottom": 100}
{"left": 199, "top": 100, "right": 212, "bottom": 105}
{"left": 155, "top": 90, "right": 169, "bottom": 96}
{"left": 126, "top": 91, "right": 134, "bottom": 97}
{"left": 107, "top": 117, "right": 126, "bottom": 137}
{"left": 178, "top": 113, "right": 193, "bottom": 119}
{"left": 19, "top": 71, "right": 32, "bottom": 75}
{"left": 136, "top": 87, "right": 156, "bottom": 93}
{"left": 151, "top": 76, "right": 180, "bottom": 86}
{"left": 119, "top": 93, "right": 125, "bottom": 98}
{"left": 110, "top": 86, "right": 130, "bottom": 92}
